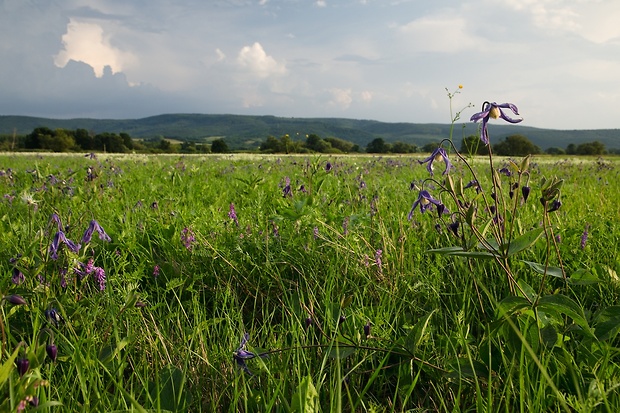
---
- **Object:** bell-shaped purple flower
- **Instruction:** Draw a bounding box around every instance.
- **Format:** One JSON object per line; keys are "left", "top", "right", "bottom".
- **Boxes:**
{"left": 233, "top": 333, "right": 257, "bottom": 375}
{"left": 418, "top": 147, "right": 453, "bottom": 176}
{"left": 49, "top": 231, "right": 81, "bottom": 260}
{"left": 408, "top": 190, "right": 446, "bottom": 219}
{"left": 470, "top": 102, "right": 522, "bottom": 145}
{"left": 81, "top": 220, "right": 112, "bottom": 244}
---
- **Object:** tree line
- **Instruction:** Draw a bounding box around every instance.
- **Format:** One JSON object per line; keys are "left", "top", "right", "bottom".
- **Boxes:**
{"left": 0, "top": 127, "right": 612, "bottom": 155}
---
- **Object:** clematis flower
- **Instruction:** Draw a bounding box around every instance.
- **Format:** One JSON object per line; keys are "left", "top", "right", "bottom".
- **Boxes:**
{"left": 470, "top": 102, "right": 522, "bottom": 145}
{"left": 81, "top": 220, "right": 112, "bottom": 244}
{"left": 408, "top": 190, "right": 446, "bottom": 219}
{"left": 49, "top": 231, "right": 81, "bottom": 260}
{"left": 418, "top": 147, "right": 453, "bottom": 176}
{"left": 233, "top": 333, "right": 263, "bottom": 375}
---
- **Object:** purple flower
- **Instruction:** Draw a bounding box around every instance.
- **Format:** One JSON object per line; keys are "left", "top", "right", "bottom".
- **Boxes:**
{"left": 325, "top": 162, "right": 333, "bottom": 172}
{"left": 522, "top": 186, "right": 531, "bottom": 202}
{"left": 153, "top": 265, "right": 160, "bottom": 278}
{"left": 408, "top": 190, "right": 445, "bottom": 219}
{"left": 46, "top": 344, "right": 58, "bottom": 362}
{"left": 228, "top": 203, "right": 239, "bottom": 226}
{"left": 49, "top": 231, "right": 81, "bottom": 260}
{"left": 364, "top": 321, "right": 371, "bottom": 338}
{"left": 12, "top": 268, "right": 25, "bottom": 285}
{"left": 181, "top": 227, "right": 196, "bottom": 250}
{"left": 49, "top": 213, "right": 63, "bottom": 232}
{"left": 45, "top": 308, "right": 64, "bottom": 326}
{"left": 375, "top": 249, "right": 383, "bottom": 274}
{"left": 470, "top": 102, "right": 522, "bottom": 145}
{"left": 282, "top": 176, "right": 292, "bottom": 198}
{"left": 81, "top": 220, "right": 112, "bottom": 244}
{"left": 93, "top": 267, "right": 106, "bottom": 291}
{"left": 580, "top": 224, "right": 589, "bottom": 249}
{"left": 233, "top": 333, "right": 263, "bottom": 375}
{"left": 418, "top": 147, "right": 453, "bottom": 176}
{"left": 547, "top": 199, "right": 562, "bottom": 213}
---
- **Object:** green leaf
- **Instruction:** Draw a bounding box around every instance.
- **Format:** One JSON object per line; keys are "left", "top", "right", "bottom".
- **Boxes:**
{"left": 0, "top": 346, "right": 21, "bottom": 386}
{"left": 593, "top": 306, "right": 620, "bottom": 340}
{"left": 328, "top": 345, "right": 356, "bottom": 360}
{"left": 427, "top": 246, "right": 497, "bottom": 259}
{"left": 149, "top": 365, "right": 188, "bottom": 413}
{"left": 521, "top": 260, "right": 564, "bottom": 278}
{"left": 537, "top": 295, "right": 593, "bottom": 337}
{"left": 496, "top": 296, "right": 531, "bottom": 318}
{"left": 568, "top": 269, "right": 599, "bottom": 285}
{"left": 291, "top": 375, "right": 318, "bottom": 413}
{"left": 505, "top": 227, "right": 544, "bottom": 257}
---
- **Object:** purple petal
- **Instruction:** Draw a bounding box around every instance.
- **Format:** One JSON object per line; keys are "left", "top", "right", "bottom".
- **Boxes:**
{"left": 499, "top": 109, "right": 523, "bottom": 124}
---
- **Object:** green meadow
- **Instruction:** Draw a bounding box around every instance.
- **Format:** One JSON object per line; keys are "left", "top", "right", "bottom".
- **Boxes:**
{"left": 1, "top": 151, "right": 619, "bottom": 412}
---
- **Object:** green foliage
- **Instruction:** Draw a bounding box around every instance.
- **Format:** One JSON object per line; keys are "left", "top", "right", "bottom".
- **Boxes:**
{"left": 0, "top": 148, "right": 618, "bottom": 411}
{"left": 210, "top": 138, "right": 229, "bottom": 153}
{"left": 493, "top": 134, "right": 541, "bottom": 156}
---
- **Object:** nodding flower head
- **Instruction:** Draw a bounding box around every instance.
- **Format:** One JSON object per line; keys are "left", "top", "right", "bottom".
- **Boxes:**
{"left": 81, "top": 220, "right": 112, "bottom": 244}
{"left": 470, "top": 102, "right": 522, "bottom": 145}
{"left": 233, "top": 333, "right": 263, "bottom": 375}
{"left": 418, "top": 147, "right": 453, "bottom": 176}
{"left": 408, "top": 190, "right": 447, "bottom": 220}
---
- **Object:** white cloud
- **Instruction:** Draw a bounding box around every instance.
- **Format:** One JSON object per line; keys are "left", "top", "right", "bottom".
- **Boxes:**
{"left": 398, "top": 16, "right": 487, "bottom": 53}
{"left": 315, "top": 1, "right": 327, "bottom": 8}
{"left": 54, "top": 18, "right": 134, "bottom": 77}
{"left": 328, "top": 88, "right": 353, "bottom": 109}
{"left": 237, "top": 42, "right": 287, "bottom": 78}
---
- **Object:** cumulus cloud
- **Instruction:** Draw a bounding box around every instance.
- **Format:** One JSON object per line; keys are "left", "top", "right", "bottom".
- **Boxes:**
{"left": 54, "top": 18, "right": 135, "bottom": 77}
{"left": 237, "top": 42, "right": 287, "bottom": 78}
{"left": 328, "top": 88, "right": 353, "bottom": 109}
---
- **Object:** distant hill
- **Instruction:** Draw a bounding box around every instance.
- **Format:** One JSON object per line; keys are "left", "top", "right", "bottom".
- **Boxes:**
{"left": 1, "top": 113, "right": 618, "bottom": 151}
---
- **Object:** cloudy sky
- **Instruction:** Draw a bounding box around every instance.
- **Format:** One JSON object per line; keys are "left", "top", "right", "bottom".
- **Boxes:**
{"left": 1, "top": 0, "right": 619, "bottom": 130}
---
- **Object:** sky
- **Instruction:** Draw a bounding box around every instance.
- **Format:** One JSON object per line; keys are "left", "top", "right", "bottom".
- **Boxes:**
{"left": 1, "top": 0, "right": 620, "bottom": 130}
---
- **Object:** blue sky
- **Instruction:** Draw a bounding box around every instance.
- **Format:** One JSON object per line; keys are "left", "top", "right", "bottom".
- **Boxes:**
{"left": 1, "top": 0, "right": 619, "bottom": 130}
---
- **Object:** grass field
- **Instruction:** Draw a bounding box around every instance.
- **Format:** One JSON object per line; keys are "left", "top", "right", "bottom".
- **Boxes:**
{"left": 1, "top": 151, "right": 619, "bottom": 412}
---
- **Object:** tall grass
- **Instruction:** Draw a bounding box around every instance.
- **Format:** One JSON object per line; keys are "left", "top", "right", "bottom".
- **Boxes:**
{"left": 1, "top": 152, "right": 619, "bottom": 412}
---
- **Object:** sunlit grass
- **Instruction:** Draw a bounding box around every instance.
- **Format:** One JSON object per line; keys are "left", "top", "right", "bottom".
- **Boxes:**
{"left": 1, "top": 153, "right": 619, "bottom": 411}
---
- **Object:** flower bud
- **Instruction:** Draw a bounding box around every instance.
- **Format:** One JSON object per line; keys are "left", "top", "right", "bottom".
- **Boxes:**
{"left": 46, "top": 344, "right": 58, "bottom": 362}
{"left": 363, "top": 321, "right": 371, "bottom": 338}
{"left": 4, "top": 295, "right": 27, "bottom": 305}
{"left": 547, "top": 200, "right": 562, "bottom": 213}
{"left": 522, "top": 186, "right": 531, "bottom": 202}
{"left": 16, "top": 358, "right": 29, "bottom": 377}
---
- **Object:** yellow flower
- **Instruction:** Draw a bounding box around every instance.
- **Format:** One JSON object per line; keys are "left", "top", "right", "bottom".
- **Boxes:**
{"left": 458, "top": 84, "right": 463, "bottom": 89}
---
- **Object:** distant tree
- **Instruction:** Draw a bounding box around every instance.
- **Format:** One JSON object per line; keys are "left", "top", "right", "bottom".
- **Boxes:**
{"left": 52, "top": 129, "right": 76, "bottom": 152}
{"left": 120, "top": 133, "right": 133, "bottom": 150}
{"left": 25, "top": 127, "right": 54, "bottom": 150}
{"left": 391, "top": 141, "right": 417, "bottom": 153}
{"left": 421, "top": 142, "right": 440, "bottom": 153}
{"left": 493, "top": 135, "right": 541, "bottom": 156}
{"left": 158, "top": 139, "right": 172, "bottom": 152}
{"left": 305, "top": 134, "right": 331, "bottom": 152}
{"left": 211, "top": 138, "right": 229, "bottom": 153}
{"left": 94, "top": 132, "right": 128, "bottom": 153}
{"left": 575, "top": 141, "right": 606, "bottom": 155}
{"left": 460, "top": 135, "right": 487, "bottom": 155}
{"left": 74, "top": 128, "right": 94, "bottom": 150}
{"left": 545, "top": 147, "right": 565, "bottom": 155}
{"left": 324, "top": 137, "right": 355, "bottom": 153}
{"left": 366, "top": 138, "right": 389, "bottom": 153}
{"left": 566, "top": 143, "right": 577, "bottom": 155}
{"left": 260, "top": 136, "right": 281, "bottom": 153}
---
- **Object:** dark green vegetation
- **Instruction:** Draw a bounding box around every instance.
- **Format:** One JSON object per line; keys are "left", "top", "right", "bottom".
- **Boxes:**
{"left": 1, "top": 114, "right": 619, "bottom": 152}
{"left": 1, "top": 152, "right": 619, "bottom": 411}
